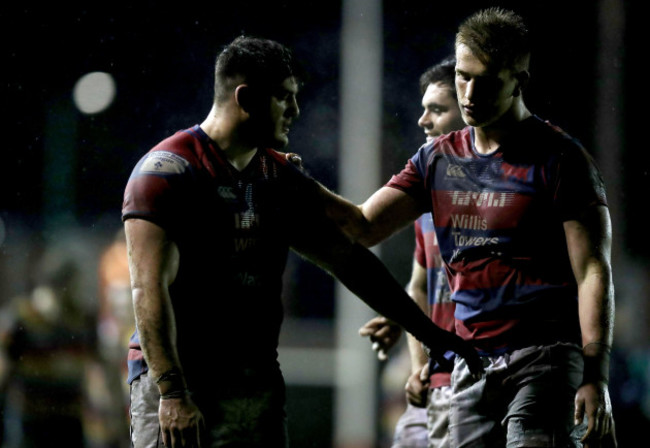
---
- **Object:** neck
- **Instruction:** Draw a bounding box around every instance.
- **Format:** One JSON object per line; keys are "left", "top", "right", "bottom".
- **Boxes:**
{"left": 474, "top": 99, "right": 531, "bottom": 154}
{"left": 200, "top": 104, "right": 258, "bottom": 171}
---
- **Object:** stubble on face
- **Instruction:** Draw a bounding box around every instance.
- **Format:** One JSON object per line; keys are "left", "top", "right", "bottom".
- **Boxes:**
{"left": 454, "top": 44, "right": 517, "bottom": 130}
{"left": 265, "top": 77, "right": 300, "bottom": 149}
{"left": 419, "top": 83, "right": 465, "bottom": 143}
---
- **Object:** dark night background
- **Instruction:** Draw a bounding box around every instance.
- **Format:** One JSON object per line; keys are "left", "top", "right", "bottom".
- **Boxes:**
{"left": 1, "top": 1, "right": 647, "bottom": 447}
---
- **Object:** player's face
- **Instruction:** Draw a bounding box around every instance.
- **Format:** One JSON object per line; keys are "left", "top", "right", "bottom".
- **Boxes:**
{"left": 263, "top": 76, "right": 300, "bottom": 149}
{"left": 417, "top": 82, "right": 465, "bottom": 143}
{"left": 455, "top": 44, "right": 519, "bottom": 128}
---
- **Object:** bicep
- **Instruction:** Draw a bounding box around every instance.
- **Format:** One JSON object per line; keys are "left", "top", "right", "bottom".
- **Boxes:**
{"left": 124, "top": 218, "right": 179, "bottom": 292}
{"left": 563, "top": 205, "right": 612, "bottom": 283}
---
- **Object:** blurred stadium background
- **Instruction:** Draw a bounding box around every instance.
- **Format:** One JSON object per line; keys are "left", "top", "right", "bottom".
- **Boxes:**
{"left": 1, "top": 1, "right": 646, "bottom": 447}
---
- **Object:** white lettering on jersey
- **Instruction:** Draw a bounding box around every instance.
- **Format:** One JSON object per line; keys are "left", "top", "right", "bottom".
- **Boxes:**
{"left": 451, "top": 231, "right": 499, "bottom": 247}
{"left": 450, "top": 214, "right": 488, "bottom": 230}
{"left": 451, "top": 191, "right": 508, "bottom": 207}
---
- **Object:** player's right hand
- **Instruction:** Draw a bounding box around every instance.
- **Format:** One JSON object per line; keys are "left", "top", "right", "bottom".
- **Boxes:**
{"left": 285, "top": 152, "right": 303, "bottom": 169}
{"left": 159, "top": 394, "right": 205, "bottom": 447}
{"left": 422, "top": 328, "right": 484, "bottom": 376}
{"left": 358, "top": 316, "right": 402, "bottom": 360}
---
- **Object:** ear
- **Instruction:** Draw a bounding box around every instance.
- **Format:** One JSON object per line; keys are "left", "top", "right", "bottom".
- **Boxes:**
{"left": 234, "top": 84, "right": 254, "bottom": 113}
{"left": 513, "top": 70, "right": 530, "bottom": 97}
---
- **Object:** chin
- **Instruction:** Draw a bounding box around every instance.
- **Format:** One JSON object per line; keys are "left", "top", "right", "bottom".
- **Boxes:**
{"left": 461, "top": 113, "right": 479, "bottom": 127}
{"left": 266, "top": 136, "right": 289, "bottom": 150}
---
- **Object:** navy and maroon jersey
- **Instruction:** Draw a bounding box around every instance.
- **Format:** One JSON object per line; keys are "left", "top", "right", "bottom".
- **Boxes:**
{"left": 388, "top": 116, "right": 607, "bottom": 355}
{"left": 122, "top": 125, "right": 324, "bottom": 387}
{"left": 414, "top": 213, "right": 455, "bottom": 387}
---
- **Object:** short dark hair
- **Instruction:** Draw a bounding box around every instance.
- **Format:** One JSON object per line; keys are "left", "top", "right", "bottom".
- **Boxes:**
{"left": 455, "top": 7, "right": 530, "bottom": 72}
{"left": 419, "top": 56, "right": 456, "bottom": 96}
{"left": 213, "top": 36, "right": 296, "bottom": 104}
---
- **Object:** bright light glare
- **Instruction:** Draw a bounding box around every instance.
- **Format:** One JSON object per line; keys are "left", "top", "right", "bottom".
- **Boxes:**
{"left": 73, "top": 71, "right": 116, "bottom": 114}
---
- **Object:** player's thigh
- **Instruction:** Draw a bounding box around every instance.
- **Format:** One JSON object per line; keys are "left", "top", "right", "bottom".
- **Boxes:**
{"left": 205, "top": 369, "right": 288, "bottom": 448}
{"left": 505, "top": 343, "right": 583, "bottom": 448}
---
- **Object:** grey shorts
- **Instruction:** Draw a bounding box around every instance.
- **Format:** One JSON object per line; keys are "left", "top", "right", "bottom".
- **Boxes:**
{"left": 449, "top": 343, "right": 584, "bottom": 448}
{"left": 392, "top": 403, "right": 428, "bottom": 448}
{"left": 130, "top": 369, "right": 288, "bottom": 448}
{"left": 428, "top": 385, "right": 452, "bottom": 448}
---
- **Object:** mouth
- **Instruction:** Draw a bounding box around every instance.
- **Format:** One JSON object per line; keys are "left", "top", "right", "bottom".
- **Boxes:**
{"left": 461, "top": 104, "right": 476, "bottom": 117}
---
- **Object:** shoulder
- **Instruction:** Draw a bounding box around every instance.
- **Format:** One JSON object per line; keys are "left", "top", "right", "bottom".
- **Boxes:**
{"left": 150, "top": 128, "right": 203, "bottom": 164}
{"left": 408, "top": 128, "right": 472, "bottom": 173}
{"left": 430, "top": 127, "right": 473, "bottom": 160}
{"left": 525, "top": 116, "right": 585, "bottom": 155}
{"left": 261, "top": 148, "right": 314, "bottom": 184}
{"left": 264, "top": 148, "right": 293, "bottom": 166}
{"left": 134, "top": 128, "right": 204, "bottom": 177}
{"left": 500, "top": 117, "right": 589, "bottom": 168}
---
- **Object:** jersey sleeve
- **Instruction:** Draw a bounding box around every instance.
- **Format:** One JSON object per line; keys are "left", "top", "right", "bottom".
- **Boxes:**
{"left": 554, "top": 145, "right": 608, "bottom": 221}
{"left": 385, "top": 144, "right": 433, "bottom": 213}
{"left": 122, "top": 150, "right": 193, "bottom": 230}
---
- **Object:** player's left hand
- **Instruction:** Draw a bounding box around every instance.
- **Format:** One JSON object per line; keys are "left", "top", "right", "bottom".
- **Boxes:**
{"left": 405, "top": 364, "right": 430, "bottom": 407}
{"left": 574, "top": 381, "right": 617, "bottom": 447}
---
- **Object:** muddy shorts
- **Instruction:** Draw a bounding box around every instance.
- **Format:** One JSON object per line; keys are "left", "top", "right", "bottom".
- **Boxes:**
{"left": 130, "top": 369, "right": 288, "bottom": 448}
{"left": 449, "top": 343, "right": 584, "bottom": 448}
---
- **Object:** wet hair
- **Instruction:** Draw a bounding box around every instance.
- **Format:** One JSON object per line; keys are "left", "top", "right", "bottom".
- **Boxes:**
{"left": 419, "top": 56, "right": 457, "bottom": 96}
{"left": 213, "top": 36, "right": 296, "bottom": 104}
{"left": 455, "top": 7, "right": 530, "bottom": 72}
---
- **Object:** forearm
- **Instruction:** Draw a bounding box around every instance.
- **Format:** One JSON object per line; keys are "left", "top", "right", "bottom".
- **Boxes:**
{"left": 406, "top": 333, "right": 429, "bottom": 374}
{"left": 406, "top": 264, "right": 430, "bottom": 373}
{"left": 578, "top": 265, "right": 615, "bottom": 383}
{"left": 330, "top": 244, "right": 440, "bottom": 347}
{"left": 132, "top": 286, "right": 187, "bottom": 393}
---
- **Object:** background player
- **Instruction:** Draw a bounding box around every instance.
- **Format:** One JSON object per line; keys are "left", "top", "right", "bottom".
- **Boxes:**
{"left": 359, "top": 57, "right": 466, "bottom": 448}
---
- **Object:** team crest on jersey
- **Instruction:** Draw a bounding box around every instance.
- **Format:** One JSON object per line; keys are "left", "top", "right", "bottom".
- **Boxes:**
{"left": 140, "top": 151, "right": 189, "bottom": 174}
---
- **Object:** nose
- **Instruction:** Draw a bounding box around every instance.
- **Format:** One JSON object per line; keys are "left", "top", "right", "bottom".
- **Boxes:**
{"left": 463, "top": 79, "right": 475, "bottom": 103}
{"left": 418, "top": 110, "right": 430, "bottom": 129}
{"left": 287, "top": 96, "right": 300, "bottom": 118}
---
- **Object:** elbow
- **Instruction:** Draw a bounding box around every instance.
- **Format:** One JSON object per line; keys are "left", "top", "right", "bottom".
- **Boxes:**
{"left": 130, "top": 285, "right": 147, "bottom": 314}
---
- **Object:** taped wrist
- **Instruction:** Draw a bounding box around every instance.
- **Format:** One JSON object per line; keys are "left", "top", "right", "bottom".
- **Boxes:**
{"left": 582, "top": 341, "right": 611, "bottom": 384}
{"left": 156, "top": 366, "right": 188, "bottom": 399}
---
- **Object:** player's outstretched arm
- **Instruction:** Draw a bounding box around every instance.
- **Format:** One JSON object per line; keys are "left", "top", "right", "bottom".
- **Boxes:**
{"left": 292, "top": 221, "right": 483, "bottom": 376}
{"left": 316, "top": 185, "right": 423, "bottom": 248}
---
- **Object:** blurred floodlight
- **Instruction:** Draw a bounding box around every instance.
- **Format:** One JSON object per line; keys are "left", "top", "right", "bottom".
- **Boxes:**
{"left": 73, "top": 71, "right": 116, "bottom": 114}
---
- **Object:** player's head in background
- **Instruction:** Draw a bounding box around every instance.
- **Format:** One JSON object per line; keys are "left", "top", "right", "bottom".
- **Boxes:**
{"left": 417, "top": 56, "right": 466, "bottom": 143}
